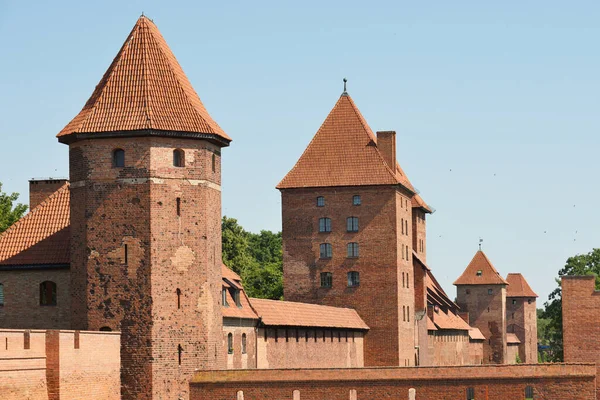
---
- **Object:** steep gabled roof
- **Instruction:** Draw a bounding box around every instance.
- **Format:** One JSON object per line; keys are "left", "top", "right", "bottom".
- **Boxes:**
{"left": 57, "top": 16, "right": 230, "bottom": 144}
{"left": 277, "top": 93, "right": 412, "bottom": 190}
{"left": 250, "top": 298, "right": 369, "bottom": 330}
{"left": 453, "top": 250, "right": 508, "bottom": 286}
{"left": 506, "top": 273, "right": 538, "bottom": 298}
{"left": 0, "top": 183, "right": 70, "bottom": 266}
{"left": 221, "top": 264, "right": 259, "bottom": 320}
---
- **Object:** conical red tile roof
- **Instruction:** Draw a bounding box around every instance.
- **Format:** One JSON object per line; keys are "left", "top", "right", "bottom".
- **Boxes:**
{"left": 506, "top": 273, "right": 538, "bottom": 298}
{"left": 454, "top": 250, "right": 508, "bottom": 286}
{"left": 277, "top": 93, "right": 413, "bottom": 190}
{"left": 0, "top": 183, "right": 70, "bottom": 266}
{"left": 57, "top": 16, "right": 230, "bottom": 144}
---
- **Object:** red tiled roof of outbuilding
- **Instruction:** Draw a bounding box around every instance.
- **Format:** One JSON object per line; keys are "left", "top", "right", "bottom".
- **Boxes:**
{"left": 469, "top": 327, "right": 485, "bottom": 341}
{"left": 507, "top": 333, "right": 521, "bottom": 344}
{"left": 506, "top": 273, "right": 538, "bottom": 298}
{"left": 57, "top": 16, "right": 230, "bottom": 144}
{"left": 221, "top": 264, "right": 259, "bottom": 320}
{"left": 276, "top": 93, "right": 413, "bottom": 191}
{"left": 454, "top": 250, "right": 508, "bottom": 286}
{"left": 250, "top": 298, "right": 369, "bottom": 330}
{"left": 0, "top": 183, "right": 70, "bottom": 265}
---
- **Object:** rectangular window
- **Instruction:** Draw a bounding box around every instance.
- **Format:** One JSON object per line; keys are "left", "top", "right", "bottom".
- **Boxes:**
{"left": 347, "top": 242, "right": 359, "bottom": 258}
{"left": 319, "top": 218, "right": 331, "bottom": 233}
{"left": 346, "top": 217, "right": 359, "bottom": 232}
{"left": 353, "top": 195, "right": 361, "bottom": 206}
{"left": 222, "top": 288, "right": 229, "bottom": 307}
{"left": 466, "top": 387, "right": 475, "bottom": 400}
{"left": 488, "top": 289, "right": 493, "bottom": 295}
{"left": 317, "top": 196, "right": 325, "bottom": 207}
{"left": 320, "top": 272, "right": 332, "bottom": 288}
{"left": 320, "top": 243, "right": 332, "bottom": 259}
{"left": 347, "top": 271, "right": 360, "bottom": 287}
{"left": 0, "top": 283, "right": 4, "bottom": 306}
{"left": 512, "top": 299, "right": 517, "bottom": 305}
{"left": 525, "top": 386, "right": 534, "bottom": 399}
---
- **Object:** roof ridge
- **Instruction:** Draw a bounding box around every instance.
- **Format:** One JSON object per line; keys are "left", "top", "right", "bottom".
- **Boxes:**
{"left": 249, "top": 297, "right": 360, "bottom": 313}
{"left": 141, "top": 18, "right": 151, "bottom": 128}
{"left": 0, "top": 183, "right": 69, "bottom": 240}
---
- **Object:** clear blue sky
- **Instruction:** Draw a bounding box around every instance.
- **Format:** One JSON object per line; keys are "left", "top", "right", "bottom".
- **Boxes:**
{"left": 1, "top": 1, "right": 598, "bottom": 304}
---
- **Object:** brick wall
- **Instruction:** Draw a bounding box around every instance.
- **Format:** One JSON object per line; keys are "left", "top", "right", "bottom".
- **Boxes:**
{"left": 69, "top": 136, "right": 224, "bottom": 400}
{"left": 507, "top": 296, "right": 538, "bottom": 363}
{"left": 562, "top": 275, "right": 600, "bottom": 398}
{"left": 427, "top": 330, "right": 471, "bottom": 366}
{"left": 456, "top": 284, "right": 507, "bottom": 364}
{"left": 29, "top": 179, "right": 68, "bottom": 209}
{"left": 223, "top": 318, "right": 257, "bottom": 369}
{"left": 0, "top": 269, "right": 71, "bottom": 329}
{"left": 281, "top": 185, "right": 414, "bottom": 367}
{"left": 0, "top": 329, "right": 119, "bottom": 400}
{"left": 412, "top": 208, "right": 426, "bottom": 263}
{"left": 256, "top": 328, "right": 364, "bottom": 369}
{"left": 190, "top": 363, "right": 596, "bottom": 400}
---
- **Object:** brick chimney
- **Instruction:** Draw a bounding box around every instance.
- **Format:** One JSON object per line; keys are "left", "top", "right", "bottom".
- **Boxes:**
{"left": 29, "top": 178, "right": 68, "bottom": 209}
{"left": 376, "top": 131, "right": 396, "bottom": 169}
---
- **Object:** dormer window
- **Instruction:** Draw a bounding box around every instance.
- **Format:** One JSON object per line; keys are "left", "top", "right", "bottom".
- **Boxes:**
{"left": 173, "top": 149, "right": 185, "bottom": 167}
{"left": 234, "top": 289, "right": 241, "bottom": 307}
{"left": 476, "top": 270, "right": 482, "bottom": 276}
{"left": 317, "top": 196, "right": 325, "bottom": 207}
{"left": 113, "top": 149, "right": 125, "bottom": 168}
{"left": 222, "top": 288, "right": 229, "bottom": 307}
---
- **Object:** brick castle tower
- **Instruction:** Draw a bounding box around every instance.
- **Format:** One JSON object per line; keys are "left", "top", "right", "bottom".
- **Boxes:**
{"left": 506, "top": 273, "right": 538, "bottom": 363}
{"left": 277, "top": 87, "right": 431, "bottom": 367}
{"left": 454, "top": 250, "right": 508, "bottom": 364}
{"left": 57, "top": 16, "right": 230, "bottom": 399}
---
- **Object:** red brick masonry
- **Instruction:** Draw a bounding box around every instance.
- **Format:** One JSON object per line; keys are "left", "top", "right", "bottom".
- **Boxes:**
{"left": 190, "top": 364, "right": 596, "bottom": 400}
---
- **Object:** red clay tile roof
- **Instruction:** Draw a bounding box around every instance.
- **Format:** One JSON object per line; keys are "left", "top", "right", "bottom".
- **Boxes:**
{"left": 453, "top": 250, "right": 509, "bottom": 286}
{"left": 0, "top": 183, "right": 70, "bottom": 266}
{"left": 411, "top": 194, "right": 433, "bottom": 213}
{"left": 506, "top": 273, "right": 538, "bottom": 298}
{"left": 507, "top": 333, "right": 521, "bottom": 344}
{"left": 57, "top": 16, "right": 230, "bottom": 144}
{"left": 469, "top": 327, "right": 486, "bottom": 340}
{"left": 430, "top": 307, "right": 471, "bottom": 331}
{"left": 249, "top": 298, "right": 369, "bottom": 330}
{"left": 221, "top": 264, "right": 259, "bottom": 320}
{"left": 276, "top": 94, "right": 413, "bottom": 191}
{"left": 427, "top": 316, "right": 437, "bottom": 331}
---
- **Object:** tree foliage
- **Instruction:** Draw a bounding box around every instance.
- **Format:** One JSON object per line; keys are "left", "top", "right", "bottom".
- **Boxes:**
{"left": 540, "top": 248, "right": 600, "bottom": 361}
{"left": 221, "top": 216, "right": 283, "bottom": 300}
{"left": 0, "top": 182, "right": 27, "bottom": 234}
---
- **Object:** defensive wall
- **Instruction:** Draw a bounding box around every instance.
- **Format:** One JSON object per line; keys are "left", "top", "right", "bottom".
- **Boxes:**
{"left": 0, "top": 329, "right": 120, "bottom": 400}
{"left": 190, "top": 363, "right": 596, "bottom": 400}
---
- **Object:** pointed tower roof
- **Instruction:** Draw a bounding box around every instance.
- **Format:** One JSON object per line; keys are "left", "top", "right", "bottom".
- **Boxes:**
{"left": 57, "top": 16, "right": 230, "bottom": 145}
{"left": 506, "top": 273, "right": 538, "bottom": 298}
{"left": 453, "top": 250, "right": 508, "bottom": 286}
{"left": 276, "top": 93, "right": 414, "bottom": 191}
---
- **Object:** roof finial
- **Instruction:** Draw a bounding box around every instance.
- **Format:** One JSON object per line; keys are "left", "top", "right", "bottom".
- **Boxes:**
{"left": 141, "top": 11, "right": 144, "bottom": 17}
{"left": 343, "top": 78, "right": 348, "bottom": 94}
{"left": 479, "top": 237, "right": 483, "bottom": 251}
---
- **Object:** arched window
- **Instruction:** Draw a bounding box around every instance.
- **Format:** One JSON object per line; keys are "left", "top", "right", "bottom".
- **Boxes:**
{"left": 319, "top": 243, "right": 332, "bottom": 259}
{"left": 99, "top": 326, "right": 112, "bottom": 332}
{"left": 173, "top": 149, "right": 184, "bottom": 167}
{"left": 347, "top": 271, "right": 360, "bottom": 287}
{"left": 112, "top": 149, "right": 125, "bottom": 168}
{"left": 0, "top": 283, "right": 4, "bottom": 306}
{"left": 242, "top": 333, "right": 247, "bottom": 354}
{"left": 39, "top": 281, "right": 57, "bottom": 306}
{"left": 318, "top": 218, "right": 331, "bottom": 233}
{"left": 227, "top": 333, "right": 234, "bottom": 354}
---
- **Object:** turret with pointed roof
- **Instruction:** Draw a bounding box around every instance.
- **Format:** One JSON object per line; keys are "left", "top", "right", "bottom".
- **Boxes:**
{"left": 279, "top": 88, "right": 430, "bottom": 367}
{"left": 506, "top": 273, "right": 538, "bottom": 363}
{"left": 62, "top": 16, "right": 227, "bottom": 399}
{"left": 454, "top": 250, "right": 509, "bottom": 286}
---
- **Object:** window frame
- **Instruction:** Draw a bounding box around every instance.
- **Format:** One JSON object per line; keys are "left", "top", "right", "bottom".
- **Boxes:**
{"left": 347, "top": 271, "right": 360, "bottom": 287}
{"left": 346, "top": 217, "right": 359, "bottom": 232}
{"left": 316, "top": 196, "right": 325, "bottom": 207}
{"left": 234, "top": 289, "right": 242, "bottom": 307}
{"left": 319, "top": 217, "right": 332, "bottom": 233}
{"left": 352, "top": 195, "right": 361, "bottom": 206}
{"left": 39, "top": 281, "right": 57, "bottom": 306}
{"left": 112, "top": 148, "right": 125, "bottom": 168}
{"left": 320, "top": 272, "right": 332, "bottom": 288}
{"left": 319, "top": 243, "right": 332, "bottom": 259}
{"left": 347, "top": 242, "right": 359, "bottom": 258}
{"left": 222, "top": 288, "right": 229, "bottom": 307}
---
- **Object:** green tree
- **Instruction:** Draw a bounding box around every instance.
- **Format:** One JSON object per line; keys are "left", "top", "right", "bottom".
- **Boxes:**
{"left": 221, "top": 216, "right": 283, "bottom": 300}
{"left": 540, "top": 248, "right": 600, "bottom": 361}
{"left": 0, "top": 182, "right": 27, "bottom": 234}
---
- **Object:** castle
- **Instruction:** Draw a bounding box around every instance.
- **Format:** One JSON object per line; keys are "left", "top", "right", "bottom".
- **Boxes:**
{"left": 0, "top": 15, "right": 593, "bottom": 400}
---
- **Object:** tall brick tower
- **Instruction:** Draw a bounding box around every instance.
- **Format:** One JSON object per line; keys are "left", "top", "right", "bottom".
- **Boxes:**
{"left": 277, "top": 88, "right": 431, "bottom": 367}
{"left": 57, "top": 16, "right": 230, "bottom": 400}
{"left": 506, "top": 273, "right": 538, "bottom": 363}
{"left": 454, "top": 250, "right": 508, "bottom": 364}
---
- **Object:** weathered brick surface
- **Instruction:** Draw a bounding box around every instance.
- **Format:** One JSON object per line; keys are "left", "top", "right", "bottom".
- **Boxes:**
{"left": 507, "top": 296, "right": 538, "bottom": 363}
{"left": 223, "top": 318, "right": 257, "bottom": 369}
{"left": 563, "top": 275, "right": 600, "bottom": 398}
{"left": 256, "top": 328, "right": 364, "bottom": 369}
{"left": 412, "top": 209, "right": 426, "bottom": 263}
{"left": 0, "top": 269, "right": 71, "bottom": 329}
{"left": 426, "top": 331, "right": 472, "bottom": 366}
{"left": 69, "top": 136, "right": 224, "bottom": 399}
{"left": 456, "top": 285, "right": 507, "bottom": 364}
{"left": 29, "top": 179, "right": 68, "bottom": 209}
{"left": 281, "top": 186, "right": 415, "bottom": 367}
{"left": 190, "top": 363, "right": 597, "bottom": 400}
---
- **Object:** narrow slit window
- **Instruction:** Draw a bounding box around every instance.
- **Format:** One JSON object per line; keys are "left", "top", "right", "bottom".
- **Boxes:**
{"left": 212, "top": 153, "right": 216, "bottom": 172}
{"left": 176, "top": 198, "right": 181, "bottom": 216}
{"left": 401, "top": 218, "right": 404, "bottom": 234}
{"left": 227, "top": 333, "right": 233, "bottom": 354}
{"left": 176, "top": 288, "right": 181, "bottom": 309}
{"left": 178, "top": 344, "right": 183, "bottom": 365}
{"left": 124, "top": 244, "right": 128, "bottom": 264}
{"left": 242, "top": 334, "right": 247, "bottom": 354}
{"left": 112, "top": 149, "right": 125, "bottom": 168}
